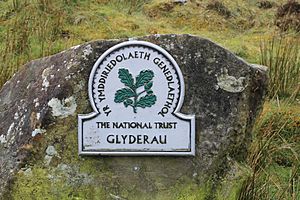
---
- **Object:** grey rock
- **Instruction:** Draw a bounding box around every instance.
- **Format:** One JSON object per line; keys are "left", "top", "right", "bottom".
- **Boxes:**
{"left": 0, "top": 34, "right": 267, "bottom": 199}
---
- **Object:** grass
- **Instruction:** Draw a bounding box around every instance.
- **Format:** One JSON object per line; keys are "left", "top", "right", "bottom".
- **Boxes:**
{"left": 239, "top": 100, "right": 300, "bottom": 200}
{"left": 260, "top": 34, "right": 300, "bottom": 99}
{"left": 0, "top": 0, "right": 70, "bottom": 86}
{"left": 0, "top": 0, "right": 290, "bottom": 87}
{"left": 0, "top": 0, "right": 299, "bottom": 199}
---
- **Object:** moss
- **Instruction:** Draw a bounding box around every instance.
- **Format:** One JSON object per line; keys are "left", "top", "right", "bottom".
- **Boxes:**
{"left": 171, "top": 183, "right": 208, "bottom": 200}
{"left": 215, "top": 163, "right": 250, "bottom": 200}
{"left": 11, "top": 163, "right": 247, "bottom": 200}
{"left": 12, "top": 168, "right": 106, "bottom": 200}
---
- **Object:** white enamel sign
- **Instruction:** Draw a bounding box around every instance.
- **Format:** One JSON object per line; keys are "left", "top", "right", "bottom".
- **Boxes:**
{"left": 78, "top": 41, "right": 195, "bottom": 156}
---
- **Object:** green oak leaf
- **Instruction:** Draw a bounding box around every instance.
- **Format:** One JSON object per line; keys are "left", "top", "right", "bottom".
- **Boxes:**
{"left": 114, "top": 88, "right": 135, "bottom": 103}
{"left": 135, "top": 70, "right": 154, "bottom": 88}
{"left": 118, "top": 68, "right": 134, "bottom": 88}
{"left": 136, "top": 94, "right": 157, "bottom": 108}
{"left": 146, "top": 90, "right": 153, "bottom": 94}
{"left": 144, "top": 81, "right": 153, "bottom": 91}
{"left": 124, "top": 99, "right": 133, "bottom": 107}
{"left": 115, "top": 68, "right": 156, "bottom": 113}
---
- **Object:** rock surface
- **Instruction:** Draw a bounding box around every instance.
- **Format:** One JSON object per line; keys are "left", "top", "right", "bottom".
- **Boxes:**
{"left": 0, "top": 34, "right": 267, "bottom": 199}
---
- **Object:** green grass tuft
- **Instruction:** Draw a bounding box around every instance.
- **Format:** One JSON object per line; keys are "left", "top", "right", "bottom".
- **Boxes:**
{"left": 239, "top": 101, "right": 300, "bottom": 200}
{"left": 260, "top": 34, "right": 300, "bottom": 99}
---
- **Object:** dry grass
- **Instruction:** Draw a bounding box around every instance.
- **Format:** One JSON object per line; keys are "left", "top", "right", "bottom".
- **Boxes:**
{"left": 260, "top": 34, "right": 300, "bottom": 99}
{"left": 0, "top": 0, "right": 69, "bottom": 86}
{"left": 0, "top": 0, "right": 291, "bottom": 88}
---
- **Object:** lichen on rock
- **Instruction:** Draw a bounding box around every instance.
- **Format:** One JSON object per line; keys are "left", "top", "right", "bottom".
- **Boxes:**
{"left": 31, "top": 128, "right": 46, "bottom": 137}
{"left": 47, "top": 96, "right": 77, "bottom": 118}
{"left": 216, "top": 67, "right": 247, "bottom": 93}
{"left": 0, "top": 134, "right": 7, "bottom": 144}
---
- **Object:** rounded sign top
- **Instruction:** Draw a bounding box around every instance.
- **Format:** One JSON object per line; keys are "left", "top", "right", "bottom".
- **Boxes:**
{"left": 88, "top": 41, "right": 185, "bottom": 117}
